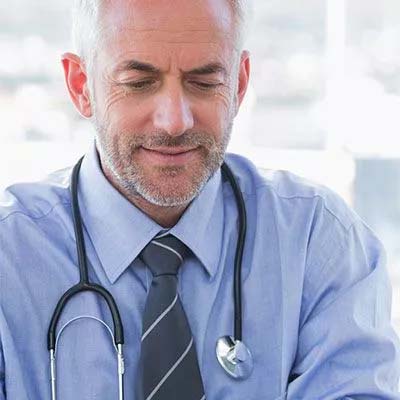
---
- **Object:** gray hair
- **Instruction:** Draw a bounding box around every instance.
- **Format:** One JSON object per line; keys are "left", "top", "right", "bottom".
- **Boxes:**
{"left": 72, "top": 0, "right": 252, "bottom": 68}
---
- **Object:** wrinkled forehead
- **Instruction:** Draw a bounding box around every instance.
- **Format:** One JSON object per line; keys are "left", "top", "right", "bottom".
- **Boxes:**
{"left": 99, "top": 0, "right": 236, "bottom": 46}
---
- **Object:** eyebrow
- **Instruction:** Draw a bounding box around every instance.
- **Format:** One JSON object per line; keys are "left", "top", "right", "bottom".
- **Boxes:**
{"left": 117, "top": 60, "right": 159, "bottom": 73}
{"left": 116, "top": 60, "right": 227, "bottom": 76}
{"left": 187, "top": 63, "right": 227, "bottom": 76}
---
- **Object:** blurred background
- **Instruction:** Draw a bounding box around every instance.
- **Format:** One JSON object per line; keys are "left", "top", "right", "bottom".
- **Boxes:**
{"left": 0, "top": 0, "right": 399, "bottom": 339}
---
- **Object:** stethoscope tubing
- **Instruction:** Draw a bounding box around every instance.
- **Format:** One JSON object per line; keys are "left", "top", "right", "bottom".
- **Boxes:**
{"left": 47, "top": 156, "right": 248, "bottom": 396}
{"left": 47, "top": 157, "right": 124, "bottom": 352}
{"left": 220, "top": 163, "right": 246, "bottom": 342}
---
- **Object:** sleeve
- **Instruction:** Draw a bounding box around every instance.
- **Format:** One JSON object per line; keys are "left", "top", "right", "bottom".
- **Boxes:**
{"left": 287, "top": 212, "right": 400, "bottom": 399}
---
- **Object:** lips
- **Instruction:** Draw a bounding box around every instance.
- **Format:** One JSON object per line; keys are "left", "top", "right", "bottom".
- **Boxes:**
{"left": 141, "top": 147, "right": 198, "bottom": 155}
{"left": 139, "top": 146, "right": 200, "bottom": 165}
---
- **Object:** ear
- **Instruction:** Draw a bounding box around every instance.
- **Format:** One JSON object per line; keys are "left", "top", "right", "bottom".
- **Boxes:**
{"left": 234, "top": 50, "right": 251, "bottom": 115}
{"left": 61, "top": 52, "right": 93, "bottom": 118}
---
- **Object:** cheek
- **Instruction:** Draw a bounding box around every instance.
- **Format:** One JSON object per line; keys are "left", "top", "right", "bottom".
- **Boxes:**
{"left": 102, "top": 87, "right": 135, "bottom": 120}
{"left": 195, "top": 92, "right": 234, "bottom": 133}
{"left": 98, "top": 91, "right": 148, "bottom": 134}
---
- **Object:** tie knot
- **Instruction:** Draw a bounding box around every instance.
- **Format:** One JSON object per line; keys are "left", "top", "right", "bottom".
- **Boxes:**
{"left": 140, "top": 234, "right": 187, "bottom": 276}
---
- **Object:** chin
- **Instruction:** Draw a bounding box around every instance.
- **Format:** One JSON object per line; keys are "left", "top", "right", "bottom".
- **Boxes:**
{"left": 141, "top": 188, "right": 199, "bottom": 208}
{"left": 136, "top": 171, "right": 207, "bottom": 207}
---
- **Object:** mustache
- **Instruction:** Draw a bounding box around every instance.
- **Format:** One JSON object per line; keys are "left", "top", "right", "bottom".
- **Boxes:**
{"left": 126, "top": 131, "right": 217, "bottom": 150}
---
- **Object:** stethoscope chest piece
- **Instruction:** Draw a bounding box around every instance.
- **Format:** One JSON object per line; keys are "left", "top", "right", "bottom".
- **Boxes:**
{"left": 216, "top": 335, "right": 253, "bottom": 380}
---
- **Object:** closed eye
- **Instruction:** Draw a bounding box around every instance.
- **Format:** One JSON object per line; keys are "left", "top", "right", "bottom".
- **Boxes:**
{"left": 124, "top": 80, "right": 156, "bottom": 90}
{"left": 189, "top": 81, "right": 221, "bottom": 90}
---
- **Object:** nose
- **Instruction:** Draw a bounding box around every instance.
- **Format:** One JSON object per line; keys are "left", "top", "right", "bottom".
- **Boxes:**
{"left": 152, "top": 84, "right": 194, "bottom": 136}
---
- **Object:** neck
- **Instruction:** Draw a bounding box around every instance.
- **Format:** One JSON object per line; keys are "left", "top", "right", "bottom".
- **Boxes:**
{"left": 126, "top": 194, "right": 188, "bottom": 228}
{"left": 101, "top": 164, "right": 188, "bottom": 228}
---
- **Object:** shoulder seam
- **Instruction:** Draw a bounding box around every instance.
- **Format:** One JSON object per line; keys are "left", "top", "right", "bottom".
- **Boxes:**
{"left": 247, "top": 182, "right": 355, "bottom": 232}
{"left": 0, "top": 200, "right": 71, "bottom": 224}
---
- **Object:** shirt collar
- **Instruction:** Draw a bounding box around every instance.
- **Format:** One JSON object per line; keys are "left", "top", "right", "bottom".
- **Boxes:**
{"left": 78, "top": 142, "right": 224, "bottom": 284}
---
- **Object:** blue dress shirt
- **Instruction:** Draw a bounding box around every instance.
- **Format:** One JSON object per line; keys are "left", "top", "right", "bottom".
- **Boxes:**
{"left": 0, "top": 143, "right": 399, "bottom": 399}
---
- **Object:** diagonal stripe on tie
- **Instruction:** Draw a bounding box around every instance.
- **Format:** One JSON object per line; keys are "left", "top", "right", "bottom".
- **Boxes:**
{"left": 145, "top": 337, "right": 194, "bottom": 400}
{"left": 140, "top": 295, "right": 192, "bottom": 388}
{"left": 141, "top": 275, "right": 177, "bottom": 335}
{"left": 151, "top": 240, "right": 184, "bottom": 263}
{"left": 148, "top": 339, "right": 206, "bottom": 400}
{"left": 140, "top": 282, "right": 194, "bottom": 388}
{"left": 141, "top": 293, "right": 178, "bottom": 341}
{"left": 138, "top": 234, "right": 205, "bottom": 400}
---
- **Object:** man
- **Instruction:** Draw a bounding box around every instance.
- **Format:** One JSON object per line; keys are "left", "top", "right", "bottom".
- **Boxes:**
{"left": 0, "top": 0, "right": 399, "bottom": 398}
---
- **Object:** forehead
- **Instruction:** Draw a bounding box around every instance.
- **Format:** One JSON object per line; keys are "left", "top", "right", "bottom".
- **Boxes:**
{"left": 97, "top": 0, "right": 236, "bottom": 68}
{"left": 102, "top": 0, "right": 235, "bottom": 34}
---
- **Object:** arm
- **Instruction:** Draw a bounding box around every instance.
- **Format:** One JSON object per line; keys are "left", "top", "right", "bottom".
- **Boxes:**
{"left": 288, "top": 217, "right": 400, "bottom": 399}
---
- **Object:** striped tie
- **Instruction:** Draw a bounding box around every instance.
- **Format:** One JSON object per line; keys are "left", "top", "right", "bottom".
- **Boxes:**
{"left": 138, "top": 234, "right": 206, "bottom": 400}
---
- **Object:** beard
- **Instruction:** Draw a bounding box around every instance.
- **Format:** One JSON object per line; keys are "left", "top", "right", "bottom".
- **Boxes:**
{"left": 93, "top": 117, "right": 233, "bottom": 207}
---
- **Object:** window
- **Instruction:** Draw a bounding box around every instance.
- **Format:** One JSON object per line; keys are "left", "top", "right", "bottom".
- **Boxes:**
{"left": 0, "top": 0, "right": 399, "bottom": 334}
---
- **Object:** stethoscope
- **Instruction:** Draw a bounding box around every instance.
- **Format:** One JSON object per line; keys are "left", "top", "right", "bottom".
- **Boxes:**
{"left": 47, "top": 156, "right": 253, "bottom": 400}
